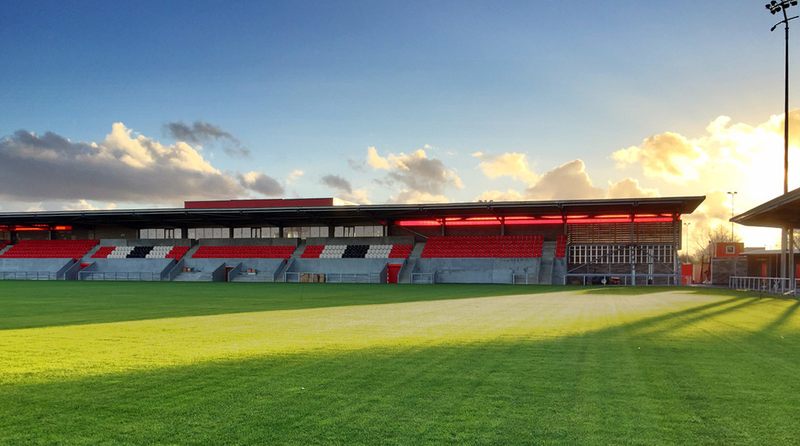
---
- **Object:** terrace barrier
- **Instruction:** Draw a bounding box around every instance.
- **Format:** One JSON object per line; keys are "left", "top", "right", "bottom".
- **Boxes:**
{"left": 78, "top": 271, "right": 163, "bottom": 281}
{"left": 512, "top": 273, "right": 539, "bottom": 285}
{"left": 284, "top": 271, "right": 382, "bottom": 284}
{"left": 0, "top": 271, "right": 58, "bottom": 280}
{"left": 729, "top": 276, "right": 799, "bottom": 295}
{"left": 411, "top": 272, "right": 434, "bottom": 284}
{"left": 565, "top": 273, "right": 678, "bottom": 286}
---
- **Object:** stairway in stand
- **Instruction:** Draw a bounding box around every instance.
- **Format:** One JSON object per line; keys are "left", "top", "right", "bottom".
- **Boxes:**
{"left": 398, "top": 241, "right": 426, "bottom": 284}
{"left": 537, "top": 241, "right": 556, "bottom": 285}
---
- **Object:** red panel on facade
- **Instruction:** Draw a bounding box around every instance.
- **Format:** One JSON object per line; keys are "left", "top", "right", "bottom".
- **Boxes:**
{"left": 184, "top": 198, "right": 335, "bottom": 209}
{"left": 681, "top": 263, "right": 694, "bottom": 285}
{"left": 714, "top": 242, "right": 744, "bottom": 258}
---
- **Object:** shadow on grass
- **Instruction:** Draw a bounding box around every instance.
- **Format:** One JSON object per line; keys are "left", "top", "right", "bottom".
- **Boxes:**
{"left": 582, "top": 286, "right": 758, "bottom": 297}
{"left": 0, "top": 282, "right": 574, "bottom": 330}
{"left": 0, "top": 281, "right": 772, "bottom": 331}
{"left": 758, "top": 299, "right": 800, "bottom": 335}
{"left": 1, "top": 294, "right": 798, "bottom": 445}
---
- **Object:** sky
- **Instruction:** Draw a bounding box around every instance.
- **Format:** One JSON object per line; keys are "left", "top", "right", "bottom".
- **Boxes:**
{"left": 1, "top": 0, "right": 799, "bottom": 250}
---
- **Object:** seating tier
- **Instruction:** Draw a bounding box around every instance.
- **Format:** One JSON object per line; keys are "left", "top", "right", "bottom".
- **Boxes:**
{"left": 421, "top": 236, "right": 543, "bottom": 258}
{"left": 555, "top": 235, "right": 567, "bottom": 258}
{"left": 0, "top": 240, "right": 98, "bottom": 259}
{"left": 302, "top": 244, "right": 413, "bottom": 259}
{"left": 192, "top": 245, "right": 295, "bottom": 259}
{"left": 93, "top": 245, "right": 191, "bottom": 260}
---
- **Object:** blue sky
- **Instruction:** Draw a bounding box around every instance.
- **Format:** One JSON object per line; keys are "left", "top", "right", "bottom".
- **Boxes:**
{"left": 0, "top": 0, "right": 797, "bottom": 246}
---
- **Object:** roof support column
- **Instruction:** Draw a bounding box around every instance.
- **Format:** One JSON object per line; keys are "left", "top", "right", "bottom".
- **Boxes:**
{"left": 781, "top": 229, "right": 787, "bottom": 291}
{"left": 790, "top": 228, "right": 796, "bottom": 289}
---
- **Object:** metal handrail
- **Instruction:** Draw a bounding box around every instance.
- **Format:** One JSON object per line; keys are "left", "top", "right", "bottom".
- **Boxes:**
{"left": 512, "top": 273, "right": 538, "bottom": 285}
{"left": 0, "top": 271, "right": 57, "bottom": 280}
{"left": 565, "top": 273, "right": 677, "bottom": 286}
{"left": 729, "top": 276, "right": 799, "bottom": 295}
{"left": 411, "top": 272, "right": 434, "bottom": 284}
{"left": 285, "top": 271, "right": 381, "bottom": 283}
{"left": 78, "top": 271, "right": 162, "bottom": 281}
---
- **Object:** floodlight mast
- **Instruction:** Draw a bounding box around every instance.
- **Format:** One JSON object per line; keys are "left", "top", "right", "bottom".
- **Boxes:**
{"left": 765, "top": 0, "right": 798, "bottom": 285}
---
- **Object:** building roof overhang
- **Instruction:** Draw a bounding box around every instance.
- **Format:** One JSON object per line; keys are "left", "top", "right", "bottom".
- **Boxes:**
{"left": 0, "top": 196, "right": 705, "bottom": 229}
{"left": 731, "top": 188, "right": 800, "bottom": 229}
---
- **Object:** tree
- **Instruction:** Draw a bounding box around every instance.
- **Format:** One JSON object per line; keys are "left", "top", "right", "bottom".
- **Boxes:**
{"left": 691, "top": 226, "right": 742, "bottom": 283}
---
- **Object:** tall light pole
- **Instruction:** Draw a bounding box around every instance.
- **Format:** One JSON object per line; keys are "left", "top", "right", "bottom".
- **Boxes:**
{"left": 727, "top": 191, "right": 737, "bottom": 240}
{"left": 765, "top": 0, "right": 797, "bottom": 282}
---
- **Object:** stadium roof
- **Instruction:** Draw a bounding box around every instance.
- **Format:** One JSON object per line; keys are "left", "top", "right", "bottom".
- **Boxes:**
{"left": 731, "top": 188, "right": 800, "bottom": 229}
{"left": 0, "top": 196, "right": 705, "bottom": 229}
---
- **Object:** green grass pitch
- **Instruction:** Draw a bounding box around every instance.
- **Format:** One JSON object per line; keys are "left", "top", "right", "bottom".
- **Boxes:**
{"left": 0, "top": 282, "right": 798, "bottom": 445}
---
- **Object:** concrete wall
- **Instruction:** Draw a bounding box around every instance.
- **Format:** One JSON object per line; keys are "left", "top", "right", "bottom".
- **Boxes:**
{"left": 0, "top": 258, "right": 72, "bottom": 272}
{"left": 415, "top": 258, "right": 540, "bottom": 284}
{"left": 288, "top": 258, "right": 390, "bottom": 274}
{"left": 711, "top": 257, "right": 748, "bottom": 286}
{"left": 87, "top": 259, "right": 174, "bottom": 274}
{"left": 184, "top": 258, "right": 285, "bottom": 273}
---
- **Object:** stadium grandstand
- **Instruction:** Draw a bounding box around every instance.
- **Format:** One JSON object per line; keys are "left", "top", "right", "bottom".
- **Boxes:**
{"left": 0, "top": 196, "right": 704, "bottom": 284}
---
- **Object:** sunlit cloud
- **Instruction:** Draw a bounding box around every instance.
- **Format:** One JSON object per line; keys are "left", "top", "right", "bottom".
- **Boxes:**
{"left": 472, "top": 151, "right": 538, "bottom": 185}
{"left": 366, "top": 146, "right": 462, "bottom": 203}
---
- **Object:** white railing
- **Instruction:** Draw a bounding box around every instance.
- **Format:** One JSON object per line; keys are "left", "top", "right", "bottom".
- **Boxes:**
{"left": 411, "top": 272, "right": 434, "bottom": 284}
{"left": 79, "top": 271, "right": 162, "bottom": 281}
{"left": 512, "top": 274, "right": 538, "bottom": 285}
{"left": 0, "top": 271, "right": 58, "bottom": 280}
{"left": 729, "top": 276, "right": 799, "bottom": 295}
{"left": 285, "top": 271, "right": 382, "bottom": 284}
{"left": 565, "top": 273, "right": 677, "bottom": 286}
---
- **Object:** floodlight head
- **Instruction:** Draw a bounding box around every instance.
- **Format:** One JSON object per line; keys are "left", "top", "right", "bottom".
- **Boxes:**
{"left": 767, "top": 0, "right": 798, "bottom": 14}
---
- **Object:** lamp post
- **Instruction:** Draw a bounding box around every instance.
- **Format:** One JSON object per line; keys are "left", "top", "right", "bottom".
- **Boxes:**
{"left": 727, "top": 191, "right": 737, "bottom": 240}
{"left": 765, "top": 0, "right": 797, "bottom": 282}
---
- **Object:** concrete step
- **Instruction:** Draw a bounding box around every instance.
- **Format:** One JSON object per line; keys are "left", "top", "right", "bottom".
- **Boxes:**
{"left": 398, "top": 241, "right": 426, "bottom": 284}
{"left": 538, "top": 241, "right": 556, "bottom": 285}
{"left": 81, "top": 244, "right": 103, "bottom": 262}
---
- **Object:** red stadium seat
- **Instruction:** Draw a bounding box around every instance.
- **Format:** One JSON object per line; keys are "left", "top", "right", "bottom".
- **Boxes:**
{"left": 92, "top": 246, "right": 116, "bottom": 259}
{"left": 555, "top": 235, "right": 567, "bottom": 258}
{"left": 420, "top": 236, "right": 543, "bottom": 258}
{"left": 192, "top": 245, "right": 295, "bottom": 259}
{"left": 0, "top": 239, "right": 98, "bottom": 259}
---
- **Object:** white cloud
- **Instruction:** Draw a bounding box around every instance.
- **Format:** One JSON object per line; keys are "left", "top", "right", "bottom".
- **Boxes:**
{"left": 0, "top": 123, "right": 285, "bottom": 205}
{"left": 367, "top": 146, "right": 391, "bottom": 169}
{"left": 238, "top": 171, "right": 284, "bottom": 196}
{"left": 61, "top": 200, "right": 118, "bottom": 211}
{"left": 606, "top": 178, "right": 658, "bottom": 198}
{"left": 472, "top": 151, "right": 538, "bottom": 185}
{"left": 612, "top": 112, "right": 800, "bottom": 202}
{"left": 287, "top": 169, "right": 304, "bottom": 183}
{"left": 366, "top": 146, "right": 463, "bottom": 203}
{"left": 525, "top": 159, "right": 604, "bottom": 200}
